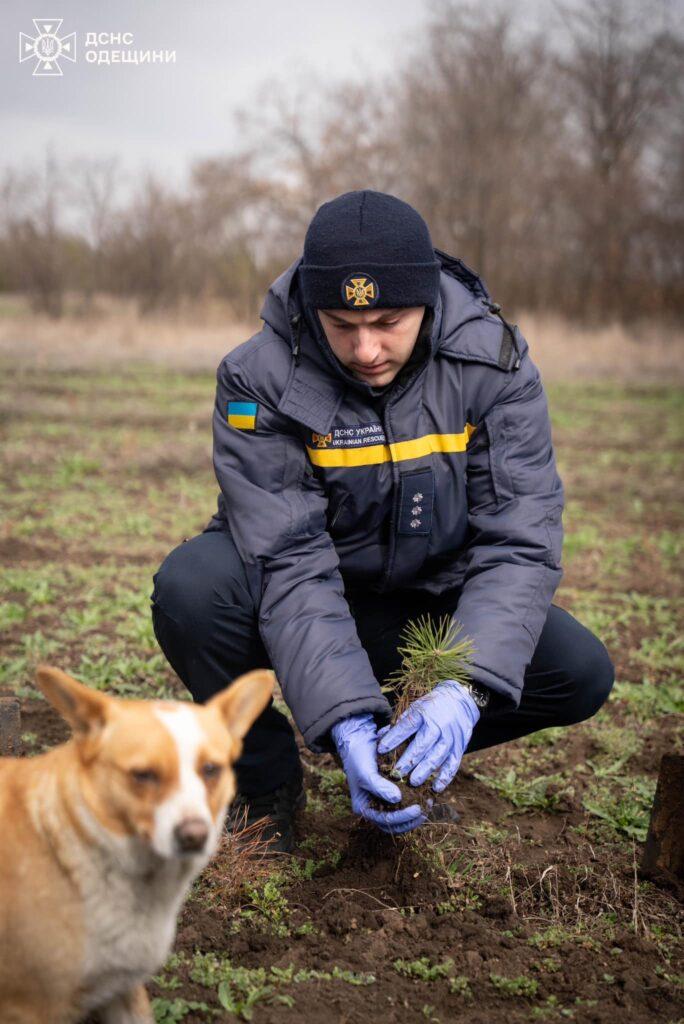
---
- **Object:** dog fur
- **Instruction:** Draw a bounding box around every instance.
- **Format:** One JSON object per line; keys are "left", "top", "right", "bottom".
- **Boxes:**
{"left": 0, "top": 665, "right": 273, "bottom": 1023}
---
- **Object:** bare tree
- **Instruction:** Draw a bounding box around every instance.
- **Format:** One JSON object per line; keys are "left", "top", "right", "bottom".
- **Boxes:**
{"left": 187, "top": 152, "right": 276, "bottom": 316}
{"left": 8, "top": 151, "right": 69, "bottom": 317}
{"left": 554, "top": 0, "right": 684, "bottom": 316}
{"left": 69, "top": 157, "right": 120, "bottom": 304}
{"left": 107, "top": 175, "right": 188, "bottom": 315}
{"left": 386, "top": 3, "right": 567, "bottom": 310}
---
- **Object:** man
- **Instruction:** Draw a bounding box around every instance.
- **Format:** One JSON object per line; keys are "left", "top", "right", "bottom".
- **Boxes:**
{"left": 151, "top": 190, "right": 614, "bottom": 851}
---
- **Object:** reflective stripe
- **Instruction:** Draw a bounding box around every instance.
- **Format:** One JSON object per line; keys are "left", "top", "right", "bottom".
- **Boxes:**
{"left": 228, "top": 414, "right": 256, "bottom": 430}
{"left": 306, "top": 423, "right": 477, "bottom": 468}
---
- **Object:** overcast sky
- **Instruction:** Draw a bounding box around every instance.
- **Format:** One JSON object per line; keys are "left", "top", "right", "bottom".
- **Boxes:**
{"left": 5, "top": 0, "right": 681, "bottom": 191}
{"left": 3, "top": 0, "right": 436, "bottom": 187}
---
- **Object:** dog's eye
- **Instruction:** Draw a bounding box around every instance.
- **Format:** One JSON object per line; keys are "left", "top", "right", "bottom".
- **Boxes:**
{"left": 200, "top": 762, "right": 222, "bottom": 781}
{"left": 130, "top": 768, "right": 159, "bottom": 785}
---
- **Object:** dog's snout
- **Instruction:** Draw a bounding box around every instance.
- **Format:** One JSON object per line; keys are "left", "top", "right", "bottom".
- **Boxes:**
{"left": 173, "top": 817, "right": 209, "bottom": 853}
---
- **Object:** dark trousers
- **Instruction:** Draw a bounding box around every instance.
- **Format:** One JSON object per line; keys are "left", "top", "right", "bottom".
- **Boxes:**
{"left": 151, "top": 530, "right": 615, "bottom": 797}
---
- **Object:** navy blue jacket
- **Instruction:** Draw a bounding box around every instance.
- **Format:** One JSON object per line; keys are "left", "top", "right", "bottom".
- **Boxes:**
{"left": 207, "top": 250, "right": 564, "bottom": 751}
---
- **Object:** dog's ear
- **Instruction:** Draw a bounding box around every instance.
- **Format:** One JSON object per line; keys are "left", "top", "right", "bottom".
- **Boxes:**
{"left": 207, "top": 670, "right": 274, "bottom": 742}
{"left": 36, "top": 665, "right": 111, "bottom": 737}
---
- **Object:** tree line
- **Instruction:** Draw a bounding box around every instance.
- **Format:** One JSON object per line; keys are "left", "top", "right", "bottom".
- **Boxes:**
{"left": 1, "top": 0, "right": 682, "bottom": 323}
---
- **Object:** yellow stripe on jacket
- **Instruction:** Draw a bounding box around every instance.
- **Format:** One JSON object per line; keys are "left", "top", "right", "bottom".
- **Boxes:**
{"left": 306, "top": 423, "right": 477, "bottom": 468}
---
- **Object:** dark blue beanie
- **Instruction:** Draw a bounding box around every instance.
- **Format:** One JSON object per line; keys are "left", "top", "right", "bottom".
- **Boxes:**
{"left": 299, "top": 189, "right": 441, "bottom": 311}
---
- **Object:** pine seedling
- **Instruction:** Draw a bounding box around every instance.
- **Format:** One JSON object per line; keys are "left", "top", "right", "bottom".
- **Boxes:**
{"left": 383, "top": 615, "right": 475, "bottom": 716}
{"left": 377, "top": 615, "right": 475, "bottom": 810}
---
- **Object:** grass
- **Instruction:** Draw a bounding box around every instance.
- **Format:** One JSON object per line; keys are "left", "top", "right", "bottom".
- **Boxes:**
{"left": 1, "top": 361, "right": 682, "bottom": 1022}
{"left": 239, "top": 876, "right": 292, "bottom": 936}
{"left": 393, "top": 957, "right": 454, "bottom": 981}
{"left": 612, "top": 679, "right": 684, "bottom": 720}
{"left": 474, "top": 768, "right": 574, "bottom": 812}
{"left": 489, "top": 973, "right": 539, "bottom": 998}
{"left": 582, "top": 775, "right": 657, "bottom": 842}
{"left": 154, "top": 952, "right": 376, "bottom": 1021}
{"left": 151, "top": 998, "right": 216, "bottom": 1023}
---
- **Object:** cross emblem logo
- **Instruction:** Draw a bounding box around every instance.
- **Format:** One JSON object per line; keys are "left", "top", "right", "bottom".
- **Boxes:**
{"left": 19, "top": 19, "right": 76, "bottom": 76}
{"left": 341, "top": 273, "right": 380, "bottom": 309}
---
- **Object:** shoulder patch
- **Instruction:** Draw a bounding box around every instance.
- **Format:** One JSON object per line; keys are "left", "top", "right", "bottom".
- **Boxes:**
{"left": 227, "top": 401, "right": 258, "bottom": 430}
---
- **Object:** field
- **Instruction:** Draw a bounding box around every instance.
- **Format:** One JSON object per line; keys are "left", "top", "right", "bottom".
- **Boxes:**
{"left": 1, "top": 356, "right": 683, "bottom": 1023}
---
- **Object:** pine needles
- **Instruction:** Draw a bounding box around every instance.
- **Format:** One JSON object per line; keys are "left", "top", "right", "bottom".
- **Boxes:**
{"left": 374, "top": 615, "right": 476, "bottom": 809}
{"left": 383, "top": 614, "right": 476, "bottom": 721}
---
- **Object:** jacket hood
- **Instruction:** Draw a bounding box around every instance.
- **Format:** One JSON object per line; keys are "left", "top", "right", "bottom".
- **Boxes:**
{"left": 258, "top": 249, "right": 494, "bottom": 391}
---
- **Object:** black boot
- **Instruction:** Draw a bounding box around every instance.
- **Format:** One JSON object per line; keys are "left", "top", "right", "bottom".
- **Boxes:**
{"left": 226, "top": 767, "right": 306, "bottom": 854}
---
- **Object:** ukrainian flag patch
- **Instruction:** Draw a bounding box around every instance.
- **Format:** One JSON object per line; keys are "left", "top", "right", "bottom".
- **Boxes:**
{"left": 227, "top": 401, "right": 258, "bottom": 430}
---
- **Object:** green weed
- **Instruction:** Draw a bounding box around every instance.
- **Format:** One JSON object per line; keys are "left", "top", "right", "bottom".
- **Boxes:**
{"left": 585, "top": 724, "right": 642, "bottom": 776}
{"left": 151, "top": 998, "right": 216, "bottom": 1023}
{"left": 527, "top": 926, "right": 600, "bottom": 951}
{"left": 217, "top": 977, "right": 293, "bottom": 1020}
{"left": 240, "top": 875, "right": 291, "bottom": 936}
{"left": 448, "top": 975, "right": 473, "bottom": 999}
{"left": 583, "top": 775, "right": 657, "bottom": 841}
{"left": 522, "top": 726, "right": 567, "bottom": 748}
{"left": 187, "top": 953, "right": 374, "bottom": 1019}
{"left": 475, "top": 768, "right": 573, "bottom": 811}
{"left": 464, "top": 821, "right": 510, "bottom": 844}
{"left": 657, "top": 529, "right": 683, "bottom": 566}
{"left": 489, "top": 973, "right": 539, "bottom": 998}
{"left": 533, "top": 957, "right": 561, "bottom": 974}
{"left": 0, "top": 602, "right": 26, "bottom": 629}
{"left": 613, "top": 680, "right": 684, "bottom": 720}
{"left": 393, "top": 957, "right": 454, "bottom": 981}
{"left": 54, "top": 453, "right": 101, "bottom": 485}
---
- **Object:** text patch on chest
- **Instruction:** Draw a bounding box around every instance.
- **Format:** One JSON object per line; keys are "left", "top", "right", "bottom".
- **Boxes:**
{"left": 310, "top": 422, "right": 387, "bottom": 450}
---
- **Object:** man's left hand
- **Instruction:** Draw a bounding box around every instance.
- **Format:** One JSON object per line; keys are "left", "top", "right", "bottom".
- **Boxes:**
{"left": 377, "top": 681, "right": 480, "bottom": 793}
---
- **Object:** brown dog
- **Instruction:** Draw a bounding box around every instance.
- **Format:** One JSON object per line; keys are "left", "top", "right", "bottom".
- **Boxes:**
{"left": 0, "top": 665, "right": 273, "bottom": 1024}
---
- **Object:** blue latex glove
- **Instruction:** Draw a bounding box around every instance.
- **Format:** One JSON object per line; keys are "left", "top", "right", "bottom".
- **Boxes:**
{"left": 377, "top": 681, "right": 480, "bottom": 794}
{"left": 331, "top": 713, "right": 426, "bottom": 835}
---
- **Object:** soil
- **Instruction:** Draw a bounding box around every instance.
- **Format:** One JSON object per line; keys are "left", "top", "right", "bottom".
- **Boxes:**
{"left": 9, "top": 696, "right": 683, "bottom": 1024}
{"left": 173, "top": 746, "right": 684, "bottom": 1024}
{"left": 375, "top": 747, "right": 436, "bottom": 815}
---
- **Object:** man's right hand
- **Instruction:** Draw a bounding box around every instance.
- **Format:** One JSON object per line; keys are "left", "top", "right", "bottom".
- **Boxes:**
{"left": 331, "top": 713, "right": 426, "bottom": 835}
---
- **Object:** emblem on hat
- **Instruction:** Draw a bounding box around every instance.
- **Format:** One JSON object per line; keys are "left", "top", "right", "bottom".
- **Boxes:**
{"left": 341, "top": 273, "right": 379, "bottom": 308}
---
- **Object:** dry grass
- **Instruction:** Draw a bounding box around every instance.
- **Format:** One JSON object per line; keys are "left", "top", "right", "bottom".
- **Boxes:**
{"left": 428, "top": 825, "right": 681, "bottom": 941}
{"left": 0, "top": 294, "right": 252, "bottom": 371}
{"left": 520, "top": 311, "right": 684, "bottom": 384}
{"left": 200, "top": 811, "right": 279, "bottom": 914}
{"left": 0, "top": 293, "right": 682, "bottom": 381}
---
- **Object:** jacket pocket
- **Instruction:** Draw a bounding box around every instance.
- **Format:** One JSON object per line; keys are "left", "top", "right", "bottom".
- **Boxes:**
{"left": 466, "top": 407, "right": 515, "bottom": 512}
{"left": 484, "top": 405, "right": 516, "bottom": 505}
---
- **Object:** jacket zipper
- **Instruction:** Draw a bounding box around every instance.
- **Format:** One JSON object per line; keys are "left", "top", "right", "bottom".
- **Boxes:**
{"left": 378, "top": 360, "right": 431, "bottom": 590}
{"left": 378, "top": 402, "right": 399, "bottom": 591}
